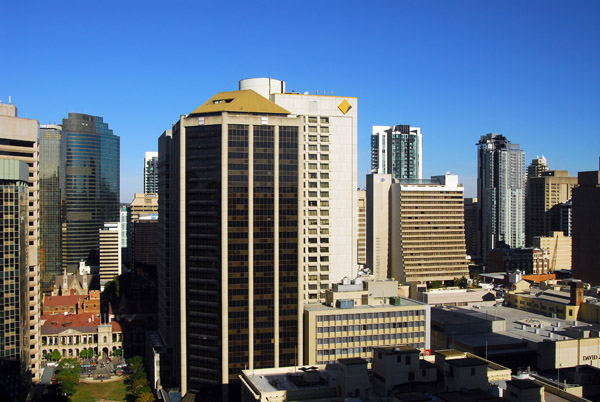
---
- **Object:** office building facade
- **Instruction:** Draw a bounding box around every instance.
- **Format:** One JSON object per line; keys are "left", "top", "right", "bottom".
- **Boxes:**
{"left": 62, "top": 113, "right": 120, "bottom": 269}
{"left": 477, "top": 133, "right": 525, "bottom": 261}
{"left": 144, "top": 151, "right": 158, "bottom": 193}
{"left": 0, "top": 103, "right": 42, "bottom": 382}
{"left": 39, "top": 125, "right": 66, "bottom": 294}
{"left": 390, "top": 174, "right": 469, "bottom": 284}
{"left": 264, "top": 81, "right": 357, "bottom": 302}
{"left": 99, "top": 223, "right": 122, "bottom": 285}
{"left": 0, "top": 160, "right": 31, "bottom": 399}
{"left": 158, "top": 90, "right": 303, "bottom": 397}
{"left": 572, "top": 171, "right": 600, "bottom": 285}
{"left": 525, "top": 170, "right": 576, "bottom": 246}
{"left": 464, "top": 198, "right": 480, "bottom": 262}
{"left": 357, "top": 190, "right": 366, "bottom": 266}
{"left": 371, "top": 125, "right": 422, "bottom": 180}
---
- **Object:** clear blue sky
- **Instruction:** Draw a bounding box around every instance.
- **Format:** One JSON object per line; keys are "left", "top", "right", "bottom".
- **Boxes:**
{"left": 2, "top": 0, "right": 599, "bottom": 202}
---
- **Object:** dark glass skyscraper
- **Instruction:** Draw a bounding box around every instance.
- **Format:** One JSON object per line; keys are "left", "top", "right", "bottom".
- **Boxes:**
{"left": 62, "top": 113, "right": 120, "bottom": 269}
{"left": 158, "top": 90, "right": 302, "bottom": 398}
{"left": 39, "top": 125, "right": 65, "bottom": 293}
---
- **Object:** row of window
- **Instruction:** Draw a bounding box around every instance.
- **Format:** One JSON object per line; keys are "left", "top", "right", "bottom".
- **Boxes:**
{"left": 316, "top": 310, "right": 424, "bottom": 322}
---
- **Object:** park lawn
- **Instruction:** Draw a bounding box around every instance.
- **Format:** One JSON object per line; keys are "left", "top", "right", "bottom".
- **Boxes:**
{"left": 70, "top": 378, "right": 127, "bottom": 402}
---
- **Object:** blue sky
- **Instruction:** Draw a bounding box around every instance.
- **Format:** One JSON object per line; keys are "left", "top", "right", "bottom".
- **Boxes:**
{"left": 2, "top": 0, "right": 599, "bottom": 201}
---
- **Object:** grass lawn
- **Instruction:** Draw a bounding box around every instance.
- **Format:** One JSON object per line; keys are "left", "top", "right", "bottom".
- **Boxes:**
{"left": 70, "top": 378, "right": 127, "bottom": 402}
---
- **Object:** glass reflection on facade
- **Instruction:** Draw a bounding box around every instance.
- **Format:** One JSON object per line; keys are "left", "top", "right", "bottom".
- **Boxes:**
{"left": 62, "top": 113, "right": 120, "bottom": 269}
{"left": 39, "top": 125, "right": 65, "bottom": 294}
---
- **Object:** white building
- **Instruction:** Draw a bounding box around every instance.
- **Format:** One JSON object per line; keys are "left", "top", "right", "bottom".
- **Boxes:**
{"left": 240, "top": 78, "right": 358, "bottom": 302}
{"left": 99, "top": 222, "right": 122, "bottom": 285}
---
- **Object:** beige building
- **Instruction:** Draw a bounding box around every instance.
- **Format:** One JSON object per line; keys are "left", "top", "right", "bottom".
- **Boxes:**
{"left": 0, "top": 104, "right": 42, "bottom": 381}
{"left": 526, "top": 170, "right": 577, "bottom": 246}
{"left": 99, "top": 222, "right": 121, "bottom": 285}
{"left": 357, "top": 190, "right": 366, "bottom": 266}
{"left": 390, "top": 174, "right": 469, "bottom": 284}
{"left": 366, "top": 174, "right": 393, "bottom": 279}
{"left": 130, "top": 192, "right": 158, "bottom": 221}
{"left": 303, "top": 279, "right": 430, "bottom": 365}
{"left": 533, "top": 231, "right": 572, "bottom": 271}
{"left": 242, "top": 78, "right": 358, "bottom": 302}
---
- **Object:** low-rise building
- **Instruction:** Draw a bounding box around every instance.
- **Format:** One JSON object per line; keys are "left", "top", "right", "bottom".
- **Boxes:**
{"left": 504, "top": 281, "right": 583, "bottom": 320}
{"left": 304, "top": 278, "right": 430, "bottom": 365}
{"left": 411, "top": 285, "right": 497, "bottom": 307}
{"left": 486, "top": 246, "right": 550, "bottom": 275}
{"left": 40, "top": 312, "right": 123, "bottom": 359}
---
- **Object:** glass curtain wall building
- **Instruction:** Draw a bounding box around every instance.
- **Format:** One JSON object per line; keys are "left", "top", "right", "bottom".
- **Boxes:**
{"left": 39, "top": 125, "right": 65, "bottom": 294}
{"left": 477, "top": 133, "right": 525, "bottom": 262}
{"left": 144, "top": 152, "right": 158, "bottom": 193}
{"left": 62, "top": 113, "right": 120, "bottom": 269}
{"left": 371, "top": 125, "right": 422, "bottom": 180}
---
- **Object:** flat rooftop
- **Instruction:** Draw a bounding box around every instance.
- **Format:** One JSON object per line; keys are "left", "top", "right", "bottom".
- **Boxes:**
{"left": 242, "top": 365, "right": 337, "bottom": 395}
{"left": 434, "top": 304, "right": 584, "bottom": 347}
{"left": 304, "top": 297, "right": 424, "bottom": 312}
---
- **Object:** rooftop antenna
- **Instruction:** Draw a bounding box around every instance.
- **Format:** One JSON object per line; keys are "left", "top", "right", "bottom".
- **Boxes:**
{"left": 8, "top": 96, "right": 11, "bottom": 104}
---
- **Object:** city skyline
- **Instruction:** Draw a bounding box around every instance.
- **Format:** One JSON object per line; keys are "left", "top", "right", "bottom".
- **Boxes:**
{"left": 2, "top": 1, "right": 599, "bottom": 203}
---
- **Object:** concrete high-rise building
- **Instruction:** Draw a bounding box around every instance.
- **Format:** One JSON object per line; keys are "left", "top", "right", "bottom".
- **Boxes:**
{"left": 0, "top": 160, "right": 32, "bottom": 399}
{"left": 99, "top": 222, "right": 122, "bottom": 285}
{"left": 527, "top": 156, "right": 549, "bottom": 179}
{"left": 371, "top": 125, "right": 422, "bottom": 180}
{"left": 39, "top": 124, "right": 65, "bottom": 294}
{"left": 477, "top": 133, "right": 525, "bottom": 261}
{"left": 390, "top": 174, "right": 469, "bottom": 284}
{"left": 158, "top": 90, "right": 303, "bottom": 397}
{"left": 357, "top": 190, "right": 366, "bottom": 266}
{"left": 0, "top": 103, "right": 42, "bottom": 383}
{"left": 464, "top": 198, "right": 480, "bottom": 262}
{"left": 130, "top": 192, "right": 158, "bottom": 220}
{"left": 525, "top": 170, "right": 577, "bottom": 246}
{"left": 144, "top": 151, "right": 158, "bottom": 194}
{"left": 261, "top": 80, "right": 358, "bottom": 302}
{"left": 572, "top": 171, "right": 600, "bottom": 285}
{"left": 366, "top": 174, "right": 393, "bottom": 280}
{"left": 62, "top": 113, "right": 120, "bottom": 269}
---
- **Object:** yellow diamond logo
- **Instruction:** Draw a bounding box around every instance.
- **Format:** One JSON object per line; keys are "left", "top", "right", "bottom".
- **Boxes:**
{"left": 338, "top": 99, "right": 351, "bottom": 115}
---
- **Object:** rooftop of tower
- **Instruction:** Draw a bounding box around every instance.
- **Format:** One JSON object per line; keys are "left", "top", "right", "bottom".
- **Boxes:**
{"left": 189, "top": 89, "right": 290, "bottom": 116}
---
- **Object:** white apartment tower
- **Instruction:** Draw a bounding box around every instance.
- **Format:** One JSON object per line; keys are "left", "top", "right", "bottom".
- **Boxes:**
{"left": 240, "top": 78, "right": 358, "bottom": 302}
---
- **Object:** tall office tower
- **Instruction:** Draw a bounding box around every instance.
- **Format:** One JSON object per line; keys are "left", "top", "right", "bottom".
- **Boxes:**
{"left": 39, "top": 124, "right": 65, "bottom": 294}
{"left": 156, "top": 130, "right": 175, "bottom": 388}
{"left": 572, "top": 171, "right": 600, "bottom": 285}
{"left": 390, "top": 174, "right": 469, "bottom": 284}
{"left": 366, "top": 174, "right": 393, "bottom": 280}
{"left": 99, "top": 222, "right": 122, "bottom": 285}
{"left": 464, "top": 198, "right": 480, "bottom": 262}
{"left": 477, "top": 133, "right": 525, "bottom": 261}
{"left": 357, "top": 190, "right": 367, "bottom": 266}
{"left": 158, "top": 90, "right": 303, "bottom": 397}
{"left": 62, "top": 113, "right": 120, "bottom": 269}
{"left": 371, "top": 125, "right": 422, "bottom": 180}
{"left": 0, "top": 160, "right": 31, "bottom": 399}
{"left": 249, "top": 78, "right": 358, "bottom": 302}
{"left": 0, "top": 104, "right": 41, "bottom": 382}
{"left": 527, "top": 156, "right": 549, "bottom": 179}
{"left": 144, "top": 151, "right": 159, "bottom": 193}
{"left": 525, "top": 170, "right": 577, "bottom": 246}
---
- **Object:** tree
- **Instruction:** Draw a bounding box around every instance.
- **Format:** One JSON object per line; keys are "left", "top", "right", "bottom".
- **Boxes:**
{"left": 51, "top": 350, "right": 62, "bottom": 362}
{"left": 80, "top": 349, "right": 88, "bottom": 359}
{"left": 113, "top": 348, "right": 123, "bottom": 357}
{"left": 56, "top": 359, "right": 80, "bottom": 397}
{"left": 135, "top": 391, "right": 155, "bottom": 402}
{"left": 430, "top": 280, "right": 443, "bottom": 289}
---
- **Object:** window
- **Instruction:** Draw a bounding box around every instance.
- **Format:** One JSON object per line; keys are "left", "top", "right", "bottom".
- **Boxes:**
{"left": 308, "top": 144, "right": 317, "bottom": 151}
{"left": 320, "top": 117, "right": 329, "bottom": 124}
{"left": 308, "top": 126, "right": 318, "bottom": 132}
{"left": 320, "top": 173, "right": 329, "bottom": 179}
{"left": 321, "top": 136, "right": 329, "bottom": 142}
